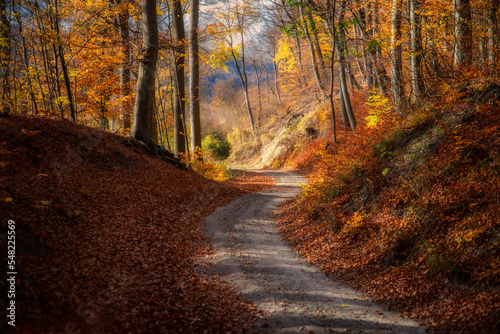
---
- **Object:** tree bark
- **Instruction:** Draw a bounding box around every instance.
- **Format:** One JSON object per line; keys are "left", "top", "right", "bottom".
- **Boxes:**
{"left": 189, "top": 0, "right": 201, "bottom": 158}
{"left": 53, "top": 0, "right": 76, "bottom": 122}
{"left": 488, "top": 0, "right": 499, "bottom": 64}
{"left": 327, "top": 0, "right": 337, "bottom": 151}
{"left": 230, "top": 29, "right": 255, "bottom": 134}
{"left": 0, "top": 0, "right": 10, "bottom": 114}
{"left": 410, "top": 0, "right": 424, "bottom": 102}
{"left": 390, "top": 0, "right": 405, "bottom": 112}
{"left": 172, "top": 0, "right": 186, "bottom": 157}
{"left": 358, "top": 9, "right": 374, "bottom": 96}
{"left": 130, "top": 0, "right": 159, "bottom": 148}
{"left": 454, "top": 0, "right": 473, "bottom": 67}
{"left": 337, "top": 0, "right": 356, "bottom": 129}
{"left": 115, "top": 0, "right": 132, "bottom": 131}
{"left": 300, "top": 0, "right": 325, "bottom": 95}
{"left": 272, "top": 60, "right": 282, "bottom": 105}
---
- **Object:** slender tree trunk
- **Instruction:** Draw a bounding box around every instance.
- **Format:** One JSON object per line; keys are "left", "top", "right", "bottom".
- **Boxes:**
{"left": 337, "top": 0, "right": 356, "bottom": 129}
{"left": 328, "top": 0, "right": 337, "bottom": 151}
{"left": 14, "top": 5, "right": 38, "bottom": 115}
{"left": 372, "top": 2, "right": 390, "bottom": 96}
{"left": 51, "top": 43, "right": 63, "bottom": 117}
{"left": 488, "top": 0, "right": 499, "bottom": 63}
{"left": 115, "top": 0, "right": 132, "bottom": 130}
{"left": 189, "top": 0, "right": 201, "bottom": 158}
{"left": 454, "top": 0, "right": 473, "bottom": 67}
{"left": 300, "top": 0, "right": 325, "bottom": 95}
{"left": 230, "top": 32, "right": 255, "bottom": 134}
{"left": 390, "top": 0, "right": 405, "bottom": 112}
{"left": 252, "top": 60, "right": 263, "bottom": 127}
{"left": 294, "top": 33, "right": 304, "bottom": 75}
{"left": 172, "top": 0, "right": 186, "bottom": 157}
{"left": 352, "top": 27, "right": 366, "bottom": 83}
{"left": 410, "top": 0, "right": 424, "bottom": 102}
{"left": 272, "top": 60, "right": 282, "bottom": 104}
{"left": 337, "top": 1, "right": 360, "bottom": 91}
{"left": 53, "top": 0, "right": 76, "bottom": 122}
{"left": 0, "top": 0, "right": 10, "bottom": 113}
{"left": 130, "top": 0, "right": 159, "bottom": 148}
{"left": 307, "top": 11, "right": 326, "bottom": 74}
{"left": 358, "top": 9, "right": 374, "bottom": 96}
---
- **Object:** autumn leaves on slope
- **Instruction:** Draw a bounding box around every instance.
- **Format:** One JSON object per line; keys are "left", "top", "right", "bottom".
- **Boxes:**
{"left": 276, "top": 84, "right": 500, "bottom": 334}
{"left": 0, "top": 115, "right": 272, "bottom": 333}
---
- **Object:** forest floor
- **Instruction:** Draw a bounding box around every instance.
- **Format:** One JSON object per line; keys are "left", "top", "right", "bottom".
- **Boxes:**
{"left": 0, "top": 115, "right": 273, "bottom": 333}
{"left": 203, "top": 170, "right": 425, "bottom": 334}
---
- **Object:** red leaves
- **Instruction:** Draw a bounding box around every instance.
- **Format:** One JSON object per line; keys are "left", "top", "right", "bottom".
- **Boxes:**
{"left": 276, "top": 86, "right": 500, "bottom": 333}
{"left": 0, "top": 115, "right": 273, "bottom": 333}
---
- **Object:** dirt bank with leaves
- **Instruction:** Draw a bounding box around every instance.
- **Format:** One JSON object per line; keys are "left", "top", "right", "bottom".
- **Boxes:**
{"left": 276, "top": 83, "right": 500, "bottom": 333}
{"left": 0, "top": 115, "right": 272, "bottom": 333}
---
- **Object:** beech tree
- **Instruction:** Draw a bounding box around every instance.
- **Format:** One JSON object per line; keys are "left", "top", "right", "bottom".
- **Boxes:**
{"left": 454, "top": 0, "right": 473, "bottom": 67}
{"left": 172, "top": 0, "right": 186, "bottom": 157}
{"left": 130, "top": 0, "right": 159, "bottom": 147}
{"left": 390, "top": 0, "right": 405, "bottom": 112}
{"left": 0, "top": 0, "right": 10, "bottom": 114}
{"left": 189, "top": 0, "right": 201, "bottom": 158}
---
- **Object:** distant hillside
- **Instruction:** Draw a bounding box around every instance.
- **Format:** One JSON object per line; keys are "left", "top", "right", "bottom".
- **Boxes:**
{"left": 201, "top": 61, "right": 274, "bottom": 100}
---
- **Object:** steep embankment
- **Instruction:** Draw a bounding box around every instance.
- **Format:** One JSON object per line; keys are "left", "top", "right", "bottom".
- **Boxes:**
{"left": 276, "top": 83, "right": 500, "bottom": 333}
{"left": 0, "top": 115, "right": 271, "bottom": 333}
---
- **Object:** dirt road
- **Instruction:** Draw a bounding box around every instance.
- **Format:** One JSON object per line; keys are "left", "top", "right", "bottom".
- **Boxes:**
{"left": 204, "top": 170, "right": 426, "bottom": 334}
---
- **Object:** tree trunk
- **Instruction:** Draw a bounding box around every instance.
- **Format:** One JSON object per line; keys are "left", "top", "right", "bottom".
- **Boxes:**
{"left": 115, "top": 0, "right": 132, "bottom": 131}
{"left": 454, "top": 0, "right": 473, "bottom": 67}
{"left": 53, "top": 0, "right": 76, "bottom": 122}
{"left": 371, "top": 3, "right": 390, "bottom": 96}
{"left": 338, "top": 51, "right": 357, "bottom": 130}
{"left": 252, "top": 60, "right": 263, "bottom": 127}
{"left": 230, "top": 32, "right": 255, "bottom": 134}
{"left": 300, "top": 1, "right": 325, "bottom": 95}
{"left": 189, "top": 0, "right": 201, "bottom": 158}
{"left": 488, "top": 0, "right": 499, "bottom": 64}
{"left": 294, "top": 33, "right": 304, "bottom": 75}
{"left": 130, "top": 0, "right": 159, "bottom": 148}
{"left": 327, "top": 0, "right": 337, "bottom": 151}
{"left": 390, "top": 0, "right": 405, "bottom": 112}
{"left": 14, "top": 3, "right": 38, "bottom": 115}
{"left": 0, "top": 0, "right": 10, "bottom": 114}
{"left": 272, "top": 60, "right": 282, "bottom": 105}
{"left": 307, "top": 11, "right": 326, "bottom": 74}
{"left": 337, "top": 0, "right": 356, "bottom": 129}
{"left": 172, "top": 0, "right": 186, "bottom": 157}
{"left": 410, "top": 0, "right": 424, "bottom": 102}
{"left": 358, "top": 9, "right": 374, "bottom": 96}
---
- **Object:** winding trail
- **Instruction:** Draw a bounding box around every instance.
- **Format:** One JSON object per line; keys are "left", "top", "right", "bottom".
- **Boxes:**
{"left": 204, "top": 170, "right": 426, "bottom": 334}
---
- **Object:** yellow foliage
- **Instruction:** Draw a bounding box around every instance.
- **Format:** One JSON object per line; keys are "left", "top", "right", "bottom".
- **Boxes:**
{"left": 274, "top": 37, "right": 297, "bottom": 72}
{"left": 365, "top": 89, "right": 392, "bottom": 128}
{"left": 208, "top": 43, "right": 241, "bottom": 72}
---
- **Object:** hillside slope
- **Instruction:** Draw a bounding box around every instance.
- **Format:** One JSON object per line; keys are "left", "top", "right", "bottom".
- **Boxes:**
{"left": 0, "top": 115, "right": 271, "bottom": 333}
{"left": 275, "top": 83, "right": 500, "bottom": 333}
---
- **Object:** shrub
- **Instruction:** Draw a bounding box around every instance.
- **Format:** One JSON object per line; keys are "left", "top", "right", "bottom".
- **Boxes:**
{"left": 202, "top": 132, "right": 231, "bottom": 161}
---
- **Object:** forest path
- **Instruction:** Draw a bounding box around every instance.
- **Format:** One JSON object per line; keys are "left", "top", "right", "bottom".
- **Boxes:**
{"left": 204, "top": 170, "right": 426, "bottom": 334}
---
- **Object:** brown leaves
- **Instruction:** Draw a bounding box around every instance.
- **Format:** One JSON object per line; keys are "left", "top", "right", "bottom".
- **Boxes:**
{"left": 0, "top": 115, "right": 273, "bottom": 333}
{"left": 276, "top": 87, "right": 500, "bottom": 333}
